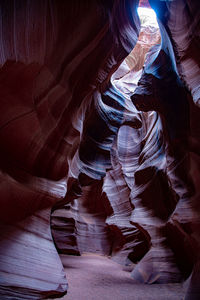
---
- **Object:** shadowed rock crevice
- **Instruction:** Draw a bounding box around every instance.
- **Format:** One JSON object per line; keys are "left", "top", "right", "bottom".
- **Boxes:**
{"left": 0, "top": 0, "right": 200, "bottom": 299}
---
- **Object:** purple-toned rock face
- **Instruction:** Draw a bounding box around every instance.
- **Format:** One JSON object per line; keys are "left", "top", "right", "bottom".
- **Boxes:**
{"left": 0, "top": 0, "right": 200, "bottom": 299}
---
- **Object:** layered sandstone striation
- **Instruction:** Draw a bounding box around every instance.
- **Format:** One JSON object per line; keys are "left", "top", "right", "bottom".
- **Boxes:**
{"left": 0, "top": 1, "right": 200, "bottom": 299}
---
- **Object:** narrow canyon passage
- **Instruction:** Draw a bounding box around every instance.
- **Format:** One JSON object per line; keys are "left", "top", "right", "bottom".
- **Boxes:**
{"left": 0, "top": 0, "right": 200, "bottom": 299}
{"left": 59, "top": 254, "right": 187, "bottom": 300}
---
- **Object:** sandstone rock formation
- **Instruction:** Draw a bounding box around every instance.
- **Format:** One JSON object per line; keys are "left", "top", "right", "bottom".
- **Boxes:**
{"left": 0, "top": 0, "right": 200, "bottom": 299}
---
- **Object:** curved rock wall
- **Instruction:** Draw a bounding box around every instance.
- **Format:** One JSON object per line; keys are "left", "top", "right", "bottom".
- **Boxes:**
{"left": 0, "top": 0, "right": 200, "bottom": 299}
{"left": 0, "top": 0, "right": 140, "bottom": 298}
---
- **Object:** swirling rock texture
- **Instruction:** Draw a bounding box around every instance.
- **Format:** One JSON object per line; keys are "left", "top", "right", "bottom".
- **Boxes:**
{"left": 0, "top": 0, "right": 200, "bottom": 299}
{"left": 131, "top": 1, "right": 200, "bottom": 297}
{"left": 0, "top": 0, "right": 139, "bottom": 299}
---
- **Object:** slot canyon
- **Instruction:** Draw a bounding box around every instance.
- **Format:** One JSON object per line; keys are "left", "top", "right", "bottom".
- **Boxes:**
{"left": 0, "top": 0, "right": 200, "bottom": 299}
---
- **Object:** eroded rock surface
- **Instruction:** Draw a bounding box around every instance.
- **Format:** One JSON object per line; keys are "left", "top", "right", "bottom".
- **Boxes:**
{"left": 0, "top": 0, "right": 200, "bottom": 299}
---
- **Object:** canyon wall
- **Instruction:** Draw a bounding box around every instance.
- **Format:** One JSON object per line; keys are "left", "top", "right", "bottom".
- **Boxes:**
{"left": 0, "top": 0, "right": 200, "bottom": 299}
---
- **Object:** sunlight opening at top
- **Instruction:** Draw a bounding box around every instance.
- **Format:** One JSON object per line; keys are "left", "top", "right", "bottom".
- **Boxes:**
{"left": 137, "top": 7, "right": 159, "bottom": 28}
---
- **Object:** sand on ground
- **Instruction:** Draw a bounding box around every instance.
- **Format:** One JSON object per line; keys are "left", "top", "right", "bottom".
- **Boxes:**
{"left": 55, "top": 253, "right": 187, "bottom": 300}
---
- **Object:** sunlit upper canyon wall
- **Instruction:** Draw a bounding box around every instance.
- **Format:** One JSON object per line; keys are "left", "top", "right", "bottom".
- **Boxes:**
{"left": 0, "top": 1, "right": 200, "bottom": 299}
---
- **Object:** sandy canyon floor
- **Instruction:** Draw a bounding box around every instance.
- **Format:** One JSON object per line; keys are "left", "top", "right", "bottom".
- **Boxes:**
{"left": 56, "top": 253, "right": 187, "bottom": 300}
